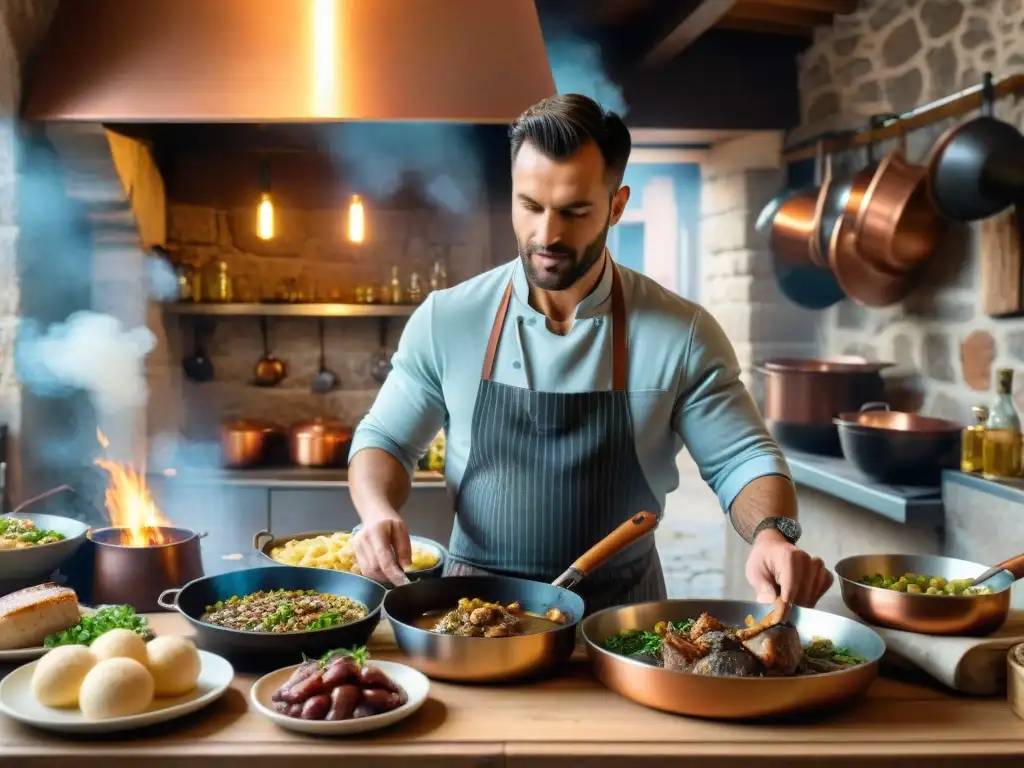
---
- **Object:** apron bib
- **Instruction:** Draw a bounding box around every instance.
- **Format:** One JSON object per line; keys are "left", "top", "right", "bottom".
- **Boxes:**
{"left": 446, "top": 263, "right": 666, "bottom": 614}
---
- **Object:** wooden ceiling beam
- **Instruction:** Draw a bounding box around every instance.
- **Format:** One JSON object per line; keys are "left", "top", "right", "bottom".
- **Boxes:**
{"left": 748, "top": 0, "right": 857, "bottom": 13}
{"left": 715, "top": 17, "right": 815, "bottom": 37}
{"left": 641, "top": 0, "right": 737, "bottom": 67}
{"left": 725, "top": 1, "right": 835, "bottom": 27}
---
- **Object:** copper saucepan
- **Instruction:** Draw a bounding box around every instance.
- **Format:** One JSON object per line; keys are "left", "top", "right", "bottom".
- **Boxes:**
{"left": 761, "top": 142, "right": 827, "bottom": 269}
{"left": 835, "top": 552, "right": 1024, "bottom": 636}
{"left": 220, "top": 418, "right": 286, "bottom": 468}
{"left": 383, "top": 511, "right": 659, "bottom": 683}
{"left": 853, "top": 132, "right": 948, "bottom": 274}
{"left": 288, "top": 417, "right": 353, "bottom": 467}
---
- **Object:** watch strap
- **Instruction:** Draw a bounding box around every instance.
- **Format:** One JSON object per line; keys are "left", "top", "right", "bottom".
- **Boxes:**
{"left": 751, "top": 516, "right": 802, "bottom": 545}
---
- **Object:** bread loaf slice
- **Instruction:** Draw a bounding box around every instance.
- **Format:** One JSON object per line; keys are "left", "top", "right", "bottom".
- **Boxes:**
{"left": 0, "top": 583, "right": 81, "bottom": 650}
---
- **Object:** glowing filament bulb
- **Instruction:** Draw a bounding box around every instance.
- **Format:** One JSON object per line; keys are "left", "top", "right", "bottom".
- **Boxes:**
{"left": 257, "top": 193, "right": 274, "bottom": 240}
{"left": 348, "top": 194, "right": 365, "bottom": 243}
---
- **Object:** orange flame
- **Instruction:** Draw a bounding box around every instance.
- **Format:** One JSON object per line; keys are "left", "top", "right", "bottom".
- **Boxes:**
{"left": 94, "top": 429, "right": 170, "bottom": 547}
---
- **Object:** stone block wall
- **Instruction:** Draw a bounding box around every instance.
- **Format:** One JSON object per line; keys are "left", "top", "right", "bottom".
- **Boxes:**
{"left": 699, "top": 132, "right": 819, "bottom": 397}
{"left": 795, "top": 0, "right": 1024, "bottom": 422}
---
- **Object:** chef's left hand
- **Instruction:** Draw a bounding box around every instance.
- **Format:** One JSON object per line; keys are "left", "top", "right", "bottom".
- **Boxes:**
{"left": 745, "top": 528, "right": 833, "bottom": 608}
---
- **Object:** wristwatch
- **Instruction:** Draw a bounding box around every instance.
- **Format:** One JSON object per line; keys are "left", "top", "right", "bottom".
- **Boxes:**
{"left": 751, "top": 516, "right": 802, "bottom": 546}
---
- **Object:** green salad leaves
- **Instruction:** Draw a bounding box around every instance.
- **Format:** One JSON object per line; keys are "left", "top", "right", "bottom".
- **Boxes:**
{"left": 43, "top": 605, "right": 148, "bottom": 648}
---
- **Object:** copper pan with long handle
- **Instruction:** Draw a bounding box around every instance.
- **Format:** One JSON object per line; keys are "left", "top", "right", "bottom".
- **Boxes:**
{"left": 383, "top": 511, "right": 659, "bottom": 683}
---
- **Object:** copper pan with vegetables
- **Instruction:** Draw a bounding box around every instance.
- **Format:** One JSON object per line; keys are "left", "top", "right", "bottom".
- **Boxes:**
{"left": 835, "top": 552, "right": 1024, "bottom": 636}
{"left": 582, "top": 597, "right": 884, "bottom": 720}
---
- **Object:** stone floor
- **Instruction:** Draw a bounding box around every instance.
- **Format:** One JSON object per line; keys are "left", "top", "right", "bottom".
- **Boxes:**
{"left": 655, "top": 451, "right": 728, "bottom": 599}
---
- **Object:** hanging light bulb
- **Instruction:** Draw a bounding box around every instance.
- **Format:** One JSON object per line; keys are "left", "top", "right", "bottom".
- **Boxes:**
{"left": 347, "top": 194, "right": 365, "bottom": 243}
{"left": 257, "top": 159, "right": 274, "bottom": 240}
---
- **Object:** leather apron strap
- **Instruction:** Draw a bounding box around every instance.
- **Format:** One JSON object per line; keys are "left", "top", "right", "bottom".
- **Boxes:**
{"left": 480, "top": 262, "right": 628, "bottom": 391}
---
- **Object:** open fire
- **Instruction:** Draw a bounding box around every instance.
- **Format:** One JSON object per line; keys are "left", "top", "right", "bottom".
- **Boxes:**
{"left": 94, "top": 430, "right": 171, "bottom": 547}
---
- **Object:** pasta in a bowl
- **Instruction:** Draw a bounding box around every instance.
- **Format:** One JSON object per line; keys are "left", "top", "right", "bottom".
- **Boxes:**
{"left": 267, "top": 531, "right": 442, "bottom": 575}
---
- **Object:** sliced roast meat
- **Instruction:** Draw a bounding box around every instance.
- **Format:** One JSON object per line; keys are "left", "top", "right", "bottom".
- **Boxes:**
{"left": 688, "top": 613, "right": 725, "bottom": 641}
{"left": 741, "top": 624, "right": 803, "bottom": 675}
{"left": 694, "top": 630, "right": 742, "bottom": 655}
{"left": 691, "top": 650, "right": 763, "bottom": 678}
{"left": 661, "top": 630, "right": 703, "bottom": 671}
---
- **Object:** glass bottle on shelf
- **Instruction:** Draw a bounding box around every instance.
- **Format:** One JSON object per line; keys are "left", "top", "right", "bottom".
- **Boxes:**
{"left": 389, "top": 265, "right": 404, "bottom": 304}
{"left": 982, "top": 369, "right": 1022, "bottom": 480}
{"left": 429, "top": 260, "right": 448, "bottom": 292}
{"left": 961, "top": 405, "right": 989, "bottom": 474}
{"left": 202, "top": 260, "right": 233, "bottom": 302}
{"left": 407, "top": 270, "right": 423, "bottom": 304}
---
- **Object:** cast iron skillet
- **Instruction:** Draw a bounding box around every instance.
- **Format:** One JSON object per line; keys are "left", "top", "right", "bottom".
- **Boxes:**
{"left": 384, "top": 511, "right": 659, "bottom": 683}
{"left": 157, "top": 565, "right": 386, "bottom": 671}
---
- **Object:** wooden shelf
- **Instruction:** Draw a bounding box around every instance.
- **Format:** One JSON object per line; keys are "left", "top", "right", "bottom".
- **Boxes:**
{"left": 162, "top": 302, "right": 417, "bottom": 318}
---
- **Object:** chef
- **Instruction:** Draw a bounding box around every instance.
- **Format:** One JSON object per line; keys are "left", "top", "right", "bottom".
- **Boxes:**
{"left": 348, "top": 93, "right": 832, "bottom": 612}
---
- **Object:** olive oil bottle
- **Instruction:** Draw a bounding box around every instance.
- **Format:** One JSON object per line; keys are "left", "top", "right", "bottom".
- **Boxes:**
{"left": 982, "top": 369, "right": 1022, "bottom": 480}
{"left": 960, "top": 405, "right": 989, "bottom": 473}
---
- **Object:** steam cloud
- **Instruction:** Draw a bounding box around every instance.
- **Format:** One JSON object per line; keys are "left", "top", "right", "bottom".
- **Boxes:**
{"left": 324, "top": 123, "right": 483, "bottom": 215}
{"left": 545, "top": 37, "right": 629, "bottom": 116}
{"left": 16, "top": 311, "right": 156, "bottom": 416}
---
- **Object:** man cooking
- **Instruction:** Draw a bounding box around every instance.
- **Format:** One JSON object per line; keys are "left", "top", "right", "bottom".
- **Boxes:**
{"left": 348, "top": 93, "right": 832, "bottom": 613}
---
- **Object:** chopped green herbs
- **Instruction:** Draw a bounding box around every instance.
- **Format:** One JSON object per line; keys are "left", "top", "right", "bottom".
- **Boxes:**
{"left": 43, "top": 605, "right": 148, "bottom": 648}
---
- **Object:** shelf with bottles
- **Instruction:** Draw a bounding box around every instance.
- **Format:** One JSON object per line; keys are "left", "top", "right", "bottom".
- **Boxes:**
{"left": 164, "top": 260, "right": 449, "bottom": 319}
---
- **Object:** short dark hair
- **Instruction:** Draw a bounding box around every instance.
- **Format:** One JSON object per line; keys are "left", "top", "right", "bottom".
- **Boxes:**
{"left": 509, "top": 94, "right": 631, "bottom": 189}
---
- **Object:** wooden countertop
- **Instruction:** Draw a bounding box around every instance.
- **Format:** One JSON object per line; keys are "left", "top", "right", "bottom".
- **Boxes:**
{"left": 2, "top": 614, "right": 1023, "bottom": 768}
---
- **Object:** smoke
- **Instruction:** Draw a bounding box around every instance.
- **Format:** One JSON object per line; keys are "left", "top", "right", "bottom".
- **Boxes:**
{"left": 324, "top": 123, "right": 482, "bottom": 215}
{"left": 16, "top": 311, "right": 156, "bottom": 416}
{"left": 545, "top": 37, "right": 629, "bottom": 116}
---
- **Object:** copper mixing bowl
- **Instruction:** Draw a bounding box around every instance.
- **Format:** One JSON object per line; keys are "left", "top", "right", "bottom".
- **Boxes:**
{"left": 834, "top": 553, "right": 1021, "bottom": 636}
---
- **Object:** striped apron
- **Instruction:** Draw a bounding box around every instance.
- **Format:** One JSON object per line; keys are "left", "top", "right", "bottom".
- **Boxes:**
{"left": 444, "top": 263, "right": 667, "bottom": 615}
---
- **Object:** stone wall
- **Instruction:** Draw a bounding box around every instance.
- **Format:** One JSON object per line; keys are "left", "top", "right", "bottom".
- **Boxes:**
{"left": 0, "top": 0, "right": 58, "bottom": 500}
{"left": 796, "top": 0, "right": 1024, "bottom": 421}
{"left": 162, "top": 146, "right": 500, "bottom": 442}
{"left": 699, "top": 131, "right": 819, "bottom": 396}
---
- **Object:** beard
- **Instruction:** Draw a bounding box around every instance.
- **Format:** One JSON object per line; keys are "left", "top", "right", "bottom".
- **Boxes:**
{"left": 519, "top": 216, "right": 611, "bottom": 291}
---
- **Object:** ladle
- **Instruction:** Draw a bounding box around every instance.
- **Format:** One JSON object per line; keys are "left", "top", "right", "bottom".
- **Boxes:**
{"left": 182, "top": 324, "right": 213, "bottom": 383}
{"left": 253, "top": 317, "right": 286, "bottom": 387}
{"left": 369, "top": 321, "right": 393, "bottom": 384}
{"left": 970, "top": 552, "right": 1024, "bottom": 589}
{"left": 310, "top": 319, "right": 340, "bottom": 394}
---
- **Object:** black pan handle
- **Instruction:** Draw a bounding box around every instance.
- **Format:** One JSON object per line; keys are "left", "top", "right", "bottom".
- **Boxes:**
{"left": 981, "top": 72, "right": 995, "bottom": 118}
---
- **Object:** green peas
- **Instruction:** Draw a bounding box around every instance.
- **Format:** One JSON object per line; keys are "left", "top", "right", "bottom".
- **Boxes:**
{"left": 858, "top": 572, "right": 995, "bottom": 596}
{"left": 906, "top": 583, "right": 923, "bottom": 594}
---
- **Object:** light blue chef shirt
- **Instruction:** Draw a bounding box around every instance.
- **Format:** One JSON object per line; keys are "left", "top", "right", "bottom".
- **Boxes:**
{"left": 349, "top": 257, "right": 790, "bottom": 515}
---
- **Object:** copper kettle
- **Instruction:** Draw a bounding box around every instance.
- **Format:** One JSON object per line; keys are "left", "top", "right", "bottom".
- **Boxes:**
{"left": 288, "top": 418, "right": 353, "bottom": 467}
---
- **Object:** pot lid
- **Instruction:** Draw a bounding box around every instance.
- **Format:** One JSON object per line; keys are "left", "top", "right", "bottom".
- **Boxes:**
{"left": 222, "top": 418, "right": 285, "bottom": 432}
{"left": 22, "top": 0, "right": 555, "bottom": 123}
{"left": 758, "top": 358, "right": 895, "bottom": 374}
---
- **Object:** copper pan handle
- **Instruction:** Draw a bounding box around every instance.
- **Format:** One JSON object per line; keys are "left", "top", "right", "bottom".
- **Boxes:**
{"left": 972, "top": 552, "right": 1024, "bottom": 586}
{"left": 552, "top": 511, "right": 659, "bottom": 589}
{"left": 253, "top": 529, "right": 274, "bottom": 551}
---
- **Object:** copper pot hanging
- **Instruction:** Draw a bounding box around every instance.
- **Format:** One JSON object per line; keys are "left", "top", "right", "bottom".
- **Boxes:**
{"left": 762, "top": 141, "right": 827, "bottom": 269}
{"left": 852, "top": 133, "right": 947, "bottom": 274}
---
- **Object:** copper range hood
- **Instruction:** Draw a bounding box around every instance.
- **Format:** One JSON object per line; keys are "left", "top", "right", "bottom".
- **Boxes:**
{"left": 22, "top": 0, "right": 555, "bottom": 123}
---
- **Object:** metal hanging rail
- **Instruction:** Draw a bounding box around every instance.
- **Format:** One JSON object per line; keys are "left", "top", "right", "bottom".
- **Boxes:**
{"left": 782, "top": 72, "right": 1024, "bottom": 162}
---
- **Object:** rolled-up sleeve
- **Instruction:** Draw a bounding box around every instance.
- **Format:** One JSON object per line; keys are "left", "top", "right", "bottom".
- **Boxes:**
{"left": 672, "top": 307, "right": 790, "bottom": 512}
{"left": 348, "top": 294, "right": 447, "bottom": 475}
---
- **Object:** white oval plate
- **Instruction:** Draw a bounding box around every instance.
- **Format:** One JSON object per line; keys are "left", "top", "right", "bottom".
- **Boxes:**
{"left": 0, "top": 650, "right": 234, "bottom": 734}
{"left": 250, "top": 660, "right": 429, "bottom": 736}
{"left": 0, "top": 606, "right": 153, "bottom": 663}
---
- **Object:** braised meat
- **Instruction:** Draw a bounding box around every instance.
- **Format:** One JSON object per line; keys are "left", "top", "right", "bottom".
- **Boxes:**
{"left": 662, "top": 631, "right": 703, "bottom": 669}
{"left": 431, "top": 598, "right": 526, "bottom": 637}
{"left": 692, "top": 650, "right": 763, "bottom": 677}
{"left": 741, "top": 624, "right": 804, "bottom": 675}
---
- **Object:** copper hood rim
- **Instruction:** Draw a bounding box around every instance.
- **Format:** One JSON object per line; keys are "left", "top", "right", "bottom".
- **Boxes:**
{"left": 22, "top": 0, "right": 557, "bottom": 124}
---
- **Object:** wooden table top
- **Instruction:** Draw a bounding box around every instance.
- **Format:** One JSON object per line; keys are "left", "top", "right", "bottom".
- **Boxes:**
{"left": 1, "top": 613, "right": 1023, "bottom": 768}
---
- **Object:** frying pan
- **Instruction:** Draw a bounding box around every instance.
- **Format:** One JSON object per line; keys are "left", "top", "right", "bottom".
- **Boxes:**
{"left": 383, "top": 511, "right": 658, "bottom": 683}
{"left": 582, "top": 599, "right": 884, "bottom": 720}
{"left": 835, "top": 552, "right": 1024, "bottom": 636}
{"left": 927, "top": 72, "right": 1024, "bottom": 222}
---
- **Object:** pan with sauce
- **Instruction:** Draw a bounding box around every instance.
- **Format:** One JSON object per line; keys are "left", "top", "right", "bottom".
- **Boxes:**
{"left": 416, "top": 597, "right": 569, "bottom": 638}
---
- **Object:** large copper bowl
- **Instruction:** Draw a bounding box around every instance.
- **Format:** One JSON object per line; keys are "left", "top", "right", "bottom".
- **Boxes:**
{"left": 582, "top": 599, "right": 884, "bottom": 720}
{"left": 835, "top": 553, "right": 1024, "bottom": 636}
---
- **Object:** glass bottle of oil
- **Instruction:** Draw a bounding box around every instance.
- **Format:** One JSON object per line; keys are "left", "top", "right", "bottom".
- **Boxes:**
{"left": 389, "top": 265, "right": 404, "bottom": 304}
{"left": 407, "top": 270, "right": 423, "bottom": 304}
{"left": 961, "top": 405, "right": 989, "bottom": 473}
{"left": 982, "top": 369, "right": 1022, "bottom": 480}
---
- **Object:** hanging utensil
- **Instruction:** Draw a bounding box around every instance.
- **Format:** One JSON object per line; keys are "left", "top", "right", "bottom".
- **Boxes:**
{"left": 852, "top": 125, "right": 947, "bottom": 274}
{"left": 927, "top": 72, "right": 1024, "bottom": 222}
{"left": 369, "top": 321, "right": 393, "bottom": 384}
{"left": 764, "top": 141, "right": 827, "bottom": 269}
{"left": 182, "top": 324, "right": 213, "bottom": 383}
{"left": 311, "top": 319, "right": 340, "bottom": 394}
{"left": 253, "top": 317, "right": 286, "bottom": 387}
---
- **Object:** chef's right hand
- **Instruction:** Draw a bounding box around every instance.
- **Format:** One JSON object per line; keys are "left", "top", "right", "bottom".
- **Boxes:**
{"left": 352, "top": 516, "right": 413, "bottom": 586}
